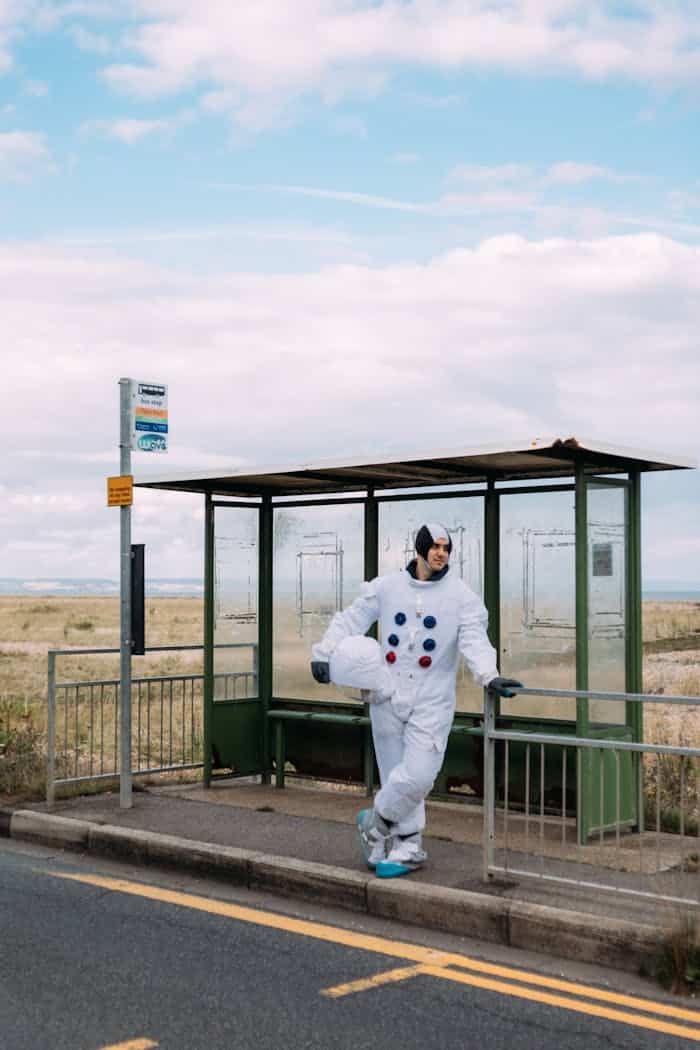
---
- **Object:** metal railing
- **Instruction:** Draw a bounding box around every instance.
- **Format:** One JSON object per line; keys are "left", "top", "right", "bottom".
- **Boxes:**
{"left": 47, "top": 643, "right": 257, "bottom": 805}
{"left": 483, "top": 686, "right": 700, "bottom": 908}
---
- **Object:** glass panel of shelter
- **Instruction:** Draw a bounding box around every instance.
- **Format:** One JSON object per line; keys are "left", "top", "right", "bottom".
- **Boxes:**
{"left": 499, "top": 489, "right": 577, "bottom": 720}
{"left": 378, "top": 496, "right": 485, "bottom": 713}
{"left": 213, "top": 505, "right": 259, "bottom": 700}
{"left": 587, "top": 480, "right": 627, "bottom": 725}
{"left": 272, "top": 502, "right": 364, "bottom": 700}
{"left": 266, "top": 481, "right": 630, "bottom": 721}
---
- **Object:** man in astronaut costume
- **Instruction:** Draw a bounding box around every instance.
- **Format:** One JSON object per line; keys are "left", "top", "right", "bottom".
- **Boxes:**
{"left": 311, "top": 522, "right": 521, "bottom": 878}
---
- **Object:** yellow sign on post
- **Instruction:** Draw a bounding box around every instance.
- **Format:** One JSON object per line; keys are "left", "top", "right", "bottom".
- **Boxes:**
{"left": 107, "top": 474, "right": 133, "bottom": 507}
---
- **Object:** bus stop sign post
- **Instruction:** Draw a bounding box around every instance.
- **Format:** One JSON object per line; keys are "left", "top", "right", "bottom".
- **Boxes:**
{"left": 116, "top": 378, "right": 168, "bottom": 809}
{"left": 118, "top": 377, "right": 133, "bottom": 809}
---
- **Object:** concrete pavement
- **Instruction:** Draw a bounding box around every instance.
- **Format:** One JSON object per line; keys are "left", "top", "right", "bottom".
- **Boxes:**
{"left": 0, "top": 777, "right": 686, "bottom": 976}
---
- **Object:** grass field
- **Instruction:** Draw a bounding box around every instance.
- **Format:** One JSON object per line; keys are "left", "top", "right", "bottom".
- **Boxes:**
{"left": 0, "top": 595, "right": 698, "bottom": 801}
{"left": 1, "top": 594, "right": 699, "bottom": 715}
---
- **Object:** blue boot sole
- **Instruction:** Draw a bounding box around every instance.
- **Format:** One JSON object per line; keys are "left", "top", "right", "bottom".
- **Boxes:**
{"left": 375, "top": 861, "right": 416, "bottom": 878}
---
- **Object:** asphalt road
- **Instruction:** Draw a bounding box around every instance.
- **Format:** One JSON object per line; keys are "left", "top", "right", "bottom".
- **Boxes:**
{"left": 1, "top": 839, "right": 698, "bottom": 1050}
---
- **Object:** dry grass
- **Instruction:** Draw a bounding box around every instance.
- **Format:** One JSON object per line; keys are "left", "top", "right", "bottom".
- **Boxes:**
{"left": 643, "top": 600, "right": 700, "bottom": 645}
{"left": 643, "top": 603, "right": 700, "bottom": 754}
{"left": 0, "top": 597, "right": 205, "bottom": 795}
{"left": 0, "top": 595, "right": 203, "bottom": 713}
{"left": 1, "top": 594, "right": 699, "bottom": 803}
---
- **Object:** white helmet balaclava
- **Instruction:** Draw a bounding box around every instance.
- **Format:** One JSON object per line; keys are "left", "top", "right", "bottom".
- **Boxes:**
{"left": 414, "top": 522, "right": 452, "bottom": 561}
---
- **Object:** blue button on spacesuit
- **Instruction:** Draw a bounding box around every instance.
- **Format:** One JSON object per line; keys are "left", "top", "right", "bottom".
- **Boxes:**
{"left": 423, "top": 615, "right": 436, "bottom": 629}
{"left": 394, "top": 612, "right": 407, "bottom": 626}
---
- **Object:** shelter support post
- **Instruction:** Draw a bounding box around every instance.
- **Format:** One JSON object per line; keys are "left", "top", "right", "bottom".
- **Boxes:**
{"left": 484, "top": 479, "right": 501, "bottom": 716}
{"left": 203, "top": 492, "right": 214, "bottom": 787}
{"left": 627, "top": 470, "right": 644, "bottom": 829}
{"left": 575, "top": 462, "right": 590, "bottom": 843}
{"left": 259, "top": 496, "right": 274, "bottom": 783}
{"left": 364, "top": 487, "right": 379, "bottom": 602}
{"left": 363, "top": 488, "right": 379, "bottom": 794}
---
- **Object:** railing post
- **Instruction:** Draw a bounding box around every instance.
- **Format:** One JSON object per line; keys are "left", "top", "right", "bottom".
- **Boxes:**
{"left": 46, "top": 650, "right": 56, "bottom": 809}
{"left": 483, "top": 686, "right": 496, "bottom": 881}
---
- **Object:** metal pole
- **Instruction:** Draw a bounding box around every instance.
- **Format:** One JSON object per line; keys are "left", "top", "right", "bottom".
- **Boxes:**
{"left": 483, "top": 687, "right": 496, "bottom": 881}
{"left": 119, "top": 378, "right": 133, "bottom": 808}
{"left": 46, "top": 650, "right": 56, "bottom": 809}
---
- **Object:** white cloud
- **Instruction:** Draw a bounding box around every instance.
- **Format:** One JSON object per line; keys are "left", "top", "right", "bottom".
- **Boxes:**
{"left": 93, "top": 2, "right": 700, "bottom": 126}
{"left": 277, "top": 184, "right": 430, "bottom": 213}
{"left": 449, "top": 161, "right": 646, "bottom": 190}
{"left": 82, "top": 111, "right": 191, "bottom": 143}
{"left": 22, "top": 78, "right": 48, "bottom": 96}
{"left": 0, "top": 0, "right": 36, "bottom": 72}
{"left": 1, "top": 230, "right": 699, "bottom": 577}
{"left": 223, "top": 166, "right": 676, "bottom": 241}
{"left": 68, "top": 24, "right": 112, "bottom": 54}
{"left": 0, "top": 130, "right": 52, "bottom": 179}
{"left": 544, "top": 162, "right": 649, "bottom": 186}
{"left": 449, "top": 164, "right": 535, "bottom": 186}
{"left": 0, "top": 3, "right": 116, "bottom": 76}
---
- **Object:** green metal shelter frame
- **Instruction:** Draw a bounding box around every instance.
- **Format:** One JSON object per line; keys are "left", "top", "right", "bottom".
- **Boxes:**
{"left": 135, "top": 436, "right": 694, "bottom": 840}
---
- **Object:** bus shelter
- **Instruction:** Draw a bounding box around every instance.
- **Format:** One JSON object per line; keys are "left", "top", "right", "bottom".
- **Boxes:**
{"left": 135, "top": 436, "right": 694, "bottom": 839}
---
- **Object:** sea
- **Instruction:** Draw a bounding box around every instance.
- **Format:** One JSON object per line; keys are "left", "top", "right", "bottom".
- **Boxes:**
{"left": 0, "top": 578, "right": 698, "bottom": 601}
{"left": 0, "top": 578, "right": 203, "bottom": 598}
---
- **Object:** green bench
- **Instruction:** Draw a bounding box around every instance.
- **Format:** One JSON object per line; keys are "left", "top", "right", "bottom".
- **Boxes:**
{"left": 268, "top": 709, "right": 373, "bottom": 792}
{"left": 267, "top": 709, "right": 484, "bottom": 794}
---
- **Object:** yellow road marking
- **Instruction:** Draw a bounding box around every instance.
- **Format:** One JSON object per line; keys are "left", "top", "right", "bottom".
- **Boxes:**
{"left": 420, "top": 966, "right": 700, "bottom": 1044}
{"left": 53, "top": 871, "right": 700, "bottom": 1040}
{"left": 322, "top": 964, "right": 428, "bottom": 998}
{"left": 97, "top": 1040, "right": 158, "bottom": 1050}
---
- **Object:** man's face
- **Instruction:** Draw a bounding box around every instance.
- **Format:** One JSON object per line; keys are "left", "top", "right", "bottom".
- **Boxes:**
{"left": 426, "top": 538, "right": 450, "bottom": 573}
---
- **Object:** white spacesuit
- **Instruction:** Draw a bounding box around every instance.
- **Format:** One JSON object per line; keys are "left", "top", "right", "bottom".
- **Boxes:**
{"left": 311, "top": 522, "right": 520, "bottom": 878}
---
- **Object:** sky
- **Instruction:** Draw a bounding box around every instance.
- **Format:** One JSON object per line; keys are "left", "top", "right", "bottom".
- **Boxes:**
{"left": 1, "top": 0, "right": 699, "bottom": 588}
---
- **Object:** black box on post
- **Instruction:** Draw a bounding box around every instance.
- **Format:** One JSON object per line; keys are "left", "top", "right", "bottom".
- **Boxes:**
{"left": 131, "top": 543, "right": 145, "bottom": 655}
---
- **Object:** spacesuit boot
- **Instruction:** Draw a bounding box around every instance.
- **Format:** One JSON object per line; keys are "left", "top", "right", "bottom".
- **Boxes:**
{"left": 375, "top": 833, "right": 427, "bottom": 878}
{"left": 356, "top": 808, "right": 392, "bottom": 869}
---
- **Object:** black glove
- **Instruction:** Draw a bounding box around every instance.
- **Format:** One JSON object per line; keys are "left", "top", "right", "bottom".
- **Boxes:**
{"left": 311, "top": 660, "right": 330, "bottom": 684}
{"left": 487, "top": 676, "right": 523, "bottom": 698}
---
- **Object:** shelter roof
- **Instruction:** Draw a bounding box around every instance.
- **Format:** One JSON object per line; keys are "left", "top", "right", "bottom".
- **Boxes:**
{"left": 133, "top": 436, "right": 695, "bottom": 499}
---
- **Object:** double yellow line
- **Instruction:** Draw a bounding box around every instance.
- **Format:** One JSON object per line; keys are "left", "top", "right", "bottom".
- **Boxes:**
{"left": 54, "top": 871, "right": 700, "bottom": 1043}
